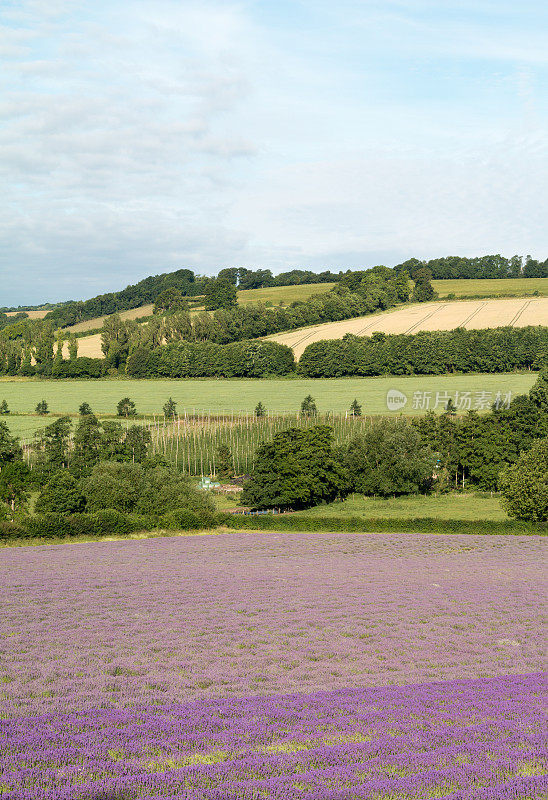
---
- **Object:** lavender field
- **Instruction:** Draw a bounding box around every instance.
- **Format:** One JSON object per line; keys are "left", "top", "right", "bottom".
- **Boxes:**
{"left": 2, "top": 674, "right": 546, "bottom": 799}
{"left": 1, "top": 532, "right": 547, "bottom": 798}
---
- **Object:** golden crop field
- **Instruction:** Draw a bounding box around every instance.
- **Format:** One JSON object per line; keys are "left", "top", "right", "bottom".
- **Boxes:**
{"left": 269, "top": 297, "right": 548, "bottom": 358}
{"left": 6, "top": 309, "right": 51, "bottom": 319}
{"left": 64, "top": 303, "right": 155, "bottom": 333}
{"left": 59, "top": 332, "right": 103, "bottom": 359}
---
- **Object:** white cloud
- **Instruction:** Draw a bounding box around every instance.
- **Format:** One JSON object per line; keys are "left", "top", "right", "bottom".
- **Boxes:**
{"left": 0, "top": 0, "right": 546, "bottom": 304}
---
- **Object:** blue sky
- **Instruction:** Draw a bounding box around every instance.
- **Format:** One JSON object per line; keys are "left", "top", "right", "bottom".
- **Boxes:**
{"left": 1, "top": 0, "right": 547, "bottom": 305}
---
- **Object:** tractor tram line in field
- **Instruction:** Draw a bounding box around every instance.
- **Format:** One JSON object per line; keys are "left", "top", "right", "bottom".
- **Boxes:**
{"left": 508, "top": 299, "right": 533, "bottom": 327}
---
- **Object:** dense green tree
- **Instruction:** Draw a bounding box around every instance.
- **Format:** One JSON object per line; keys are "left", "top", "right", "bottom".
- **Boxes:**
{"left": 216, "top": 444, "right": 234, "bottom": 480}
{"left": 79, "top": 401, "right": 93, "bottom": 416}
{"left": 98, "top": 421, "right": 126, "bottom": 461}
{"left": 299, "top": 326, "right": 548, "bottom": 378}
{"left": 163, "top": 397, "right": 177, "bottom": 418}
{"left": 204, "top": 278, "right": 238, "bottom": 311}
{"left": 255, "top": 401, "right": 266, "bottom": 417}
{"left": 499, "top": 438, "right": 548, "bottom": 522}
{"left": 0, "top": 399, "right": 10, "bottom": 415}
{"left": 300, "top": 395, "right": 317, "bottom": 416}
{"left": 241, "top": 425, "right": 346, "bottom": 510}
{"left": 44, "top": 268, "right": 198, "bottom": 328}
{"left": 33, "top": 416, "right": 72, "bottom": 471}
{"left": 0, "top": 421, "right": 21, "bottom": 464}
{"left": 123, "top": 425, "right": 151, "bottom": 463}
{"left": 52, "top": 332, "right": 64, "bottom": 373}
{"left": 101, "top": 314, "right": 138, "bottom": 368}
{"left": 342, "top": 419, "right": 436, "bottom": 496}
{"left": 71, "top": 414, "right": 102, "bottom": 476}
{"left": 33, "top": 322, "right": 55, "bottom": 372}
{"left": 529, "top": 369, "right": 548, "bottom": 409}
{"left": 349, "top": 399, "right": 362, "bottom": 416}
{"left": 153, "top": 287, "right": 187, "bottom": 315}
{"left": 35, "top": 400, "right": 49, "bottom": 415}
{"left": 82, "top": 462, "right": 144, "bottom": 512}
{"left": 35, "top": 471, "right": 86, "bottom": 514}
{"left": 162, "top": 310, "right": 192, "bottom": 343}
{"left": 412, "top": 273, "right": 437, "bottom": 302}
{"left": 135, "top": 465, "right": 214, "bottom": 517}
{"left": 67, "top": 333, "right": 78, "bottom": 361}
{"left": 117, "top": 397, "right": 137, "bottom": 417}
{"left": 81, "top": 461, "right": 212, "bottom": 517}
{"left": 124, "top": 346, "right": 155, "bottom": 378}
{"left": 0, "top": 461, "right": 30, "bottom": 513}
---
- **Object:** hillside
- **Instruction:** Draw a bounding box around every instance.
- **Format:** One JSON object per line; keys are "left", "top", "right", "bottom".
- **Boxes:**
{"left": 433, "top": 277, "right": 548, "bottom": 297}
{"left": 269, "top": 297, "right": 548, "bottom": 358}
{"left": 62, "top": 282, "right": 336, "bottom": 357}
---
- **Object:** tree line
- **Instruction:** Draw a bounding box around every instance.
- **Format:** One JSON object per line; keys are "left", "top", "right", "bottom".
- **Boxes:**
{"left": 126, "top": 340, "right": 295, "bottom": 378}
{"left": 394, "top": 254, "right": 548, "bottom": 280}
{"left": 298, "top": 326, "right": 548, "bottom": 378}
{"left": 37, "top": 268, "right": 340, "bottom": 328}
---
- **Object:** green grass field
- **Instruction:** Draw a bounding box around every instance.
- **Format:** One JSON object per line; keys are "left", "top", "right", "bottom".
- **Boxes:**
{"left": 293, "top": 492, "right": 508, "bottom": 521}
{"left": 236, "top": 283, "right": 335, "bottom": 305}
{"left": 213, "top": 491, "right": 508, "bottom": 521}
{"left": 0, "top": 372, "right": 536, "bottom": 441}
{"left": 432, "top": 277, "right": 548, "bottom": 297}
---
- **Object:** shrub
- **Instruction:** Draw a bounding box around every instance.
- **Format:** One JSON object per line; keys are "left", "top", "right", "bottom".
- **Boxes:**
{"left": 91, "top": 509, "right": 136, "bottom": 534}
{"left": 0, "top": 520, "right": 25, "bottom": 540}
{"left": 220, "top": 513, "right": 544, "bottom": 536}
{"left": 134, "top": 465, "right": 214, "bottom": 517}
{"left": 160, "top": 508, "right": 217, "bottom": 530}
{"left": 25, "top": 513, "right": 90, "bottom": 539}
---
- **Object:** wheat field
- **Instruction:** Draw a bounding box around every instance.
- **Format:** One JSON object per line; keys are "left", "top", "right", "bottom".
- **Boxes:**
{"left": 269, "top": 297, "right": 548, "bottom": 358}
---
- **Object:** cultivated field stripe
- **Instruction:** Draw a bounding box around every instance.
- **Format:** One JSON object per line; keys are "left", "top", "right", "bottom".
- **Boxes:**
{"left": 404, "top": 303, "right": 447, "bottom": 335}
{"left": 458, "top": 301, "right": 487, "bottom": 329}
{"left": 508, "top": 299, "right": 532, "bottom": 327}
{"left": 268, "top": 297, "right": 548, "bottom": 358}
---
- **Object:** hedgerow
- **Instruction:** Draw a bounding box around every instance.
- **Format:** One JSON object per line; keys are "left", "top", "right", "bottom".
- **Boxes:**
{"left": 126, "top": 339, "right": 296, "bottom": 378}
{"left": 218, "top": 513, "right": 545, "bottom": 535}
{"left": 0, "top": 509, "right": 222, "bottom": 542}
{"left": 298, "top": 326, "right": 548, "bottom": 377}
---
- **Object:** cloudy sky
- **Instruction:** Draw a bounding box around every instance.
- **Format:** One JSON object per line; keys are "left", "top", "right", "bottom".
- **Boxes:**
{"left": 1, "top": 0, "right": 547, "bottom": 305}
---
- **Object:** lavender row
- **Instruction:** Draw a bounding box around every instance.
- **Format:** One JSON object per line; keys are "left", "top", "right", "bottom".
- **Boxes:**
{"left": 1, "top": 673, "right": 546, "bottom": 799}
